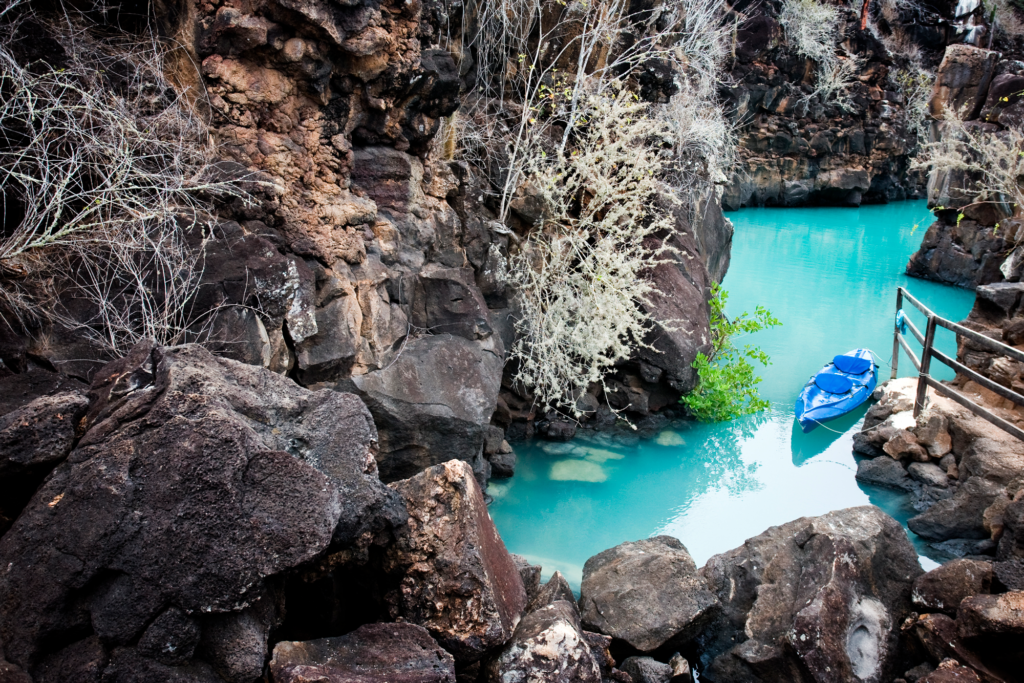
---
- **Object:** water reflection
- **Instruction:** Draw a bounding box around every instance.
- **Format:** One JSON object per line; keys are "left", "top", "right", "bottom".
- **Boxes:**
{"left": 789, "top": 406, "right": 868, "bottom": 467}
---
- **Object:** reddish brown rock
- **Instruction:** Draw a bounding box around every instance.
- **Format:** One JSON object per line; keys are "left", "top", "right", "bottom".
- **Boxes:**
{"left": 911, "top": 613, "right": 1000, "bottom": 681}
{"left": 920, "top": 659, "right": 982, "bottom": 683}
{"left": 385, "top": 460, "right": 527, "bottom": 662}
{"left": 484, "top": 573, "right": 602, "bottom": 683}
{"left": 957, "top": 591, "right": 1024, "bottom": 639}
{"left": 269, "top": 623, "right": 455, "bottom": 683}
{"left": 911, "top": 560, "right": 993, "bottom": 616}
{"left": 956, "top": 591, "right": 1024, "bottom": 678}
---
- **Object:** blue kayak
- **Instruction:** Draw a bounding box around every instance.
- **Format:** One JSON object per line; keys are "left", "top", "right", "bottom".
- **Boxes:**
{"left": 795, "top": 349, "right": 877, "bottom": 433}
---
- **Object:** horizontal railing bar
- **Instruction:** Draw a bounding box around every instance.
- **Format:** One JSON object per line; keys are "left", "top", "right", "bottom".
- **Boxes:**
{"left": 923, "top": 376, "right": 1024, "bottom": 441}
{"left": 930, "top": 347, "right": 1024, "bottom": 407}
{"left": 898, "top": 333, "right": 921, "bottom": 371}
{"left": 933, "top": 317, "right": 1024, "bottom": 364}
{"left": 899, "top": 287, "right": 935, "bottom": 318}
{"left": 904, "top": 315, "right": 926, "bottom": 346}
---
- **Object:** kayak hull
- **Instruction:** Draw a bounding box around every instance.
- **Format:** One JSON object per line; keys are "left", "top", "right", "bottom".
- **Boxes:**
{"left": 795, "top": 349, "right": 877, "bottom": 433}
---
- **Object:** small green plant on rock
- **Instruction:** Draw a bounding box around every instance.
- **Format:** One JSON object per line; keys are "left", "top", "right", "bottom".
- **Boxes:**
{"left": 682, "top": 284, "right": 781, "bottom": 422}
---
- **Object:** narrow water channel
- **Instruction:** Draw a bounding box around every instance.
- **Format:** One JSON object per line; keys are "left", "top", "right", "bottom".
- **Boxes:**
{"left": 487, "top": 201, "right": 976, "bottom": 590}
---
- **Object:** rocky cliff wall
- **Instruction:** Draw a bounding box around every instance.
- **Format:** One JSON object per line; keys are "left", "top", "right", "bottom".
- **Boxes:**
{"left": 0, "top": 0, "right": 731, "bottom": 483}
{"left": 907, "top": 43, "right": 1024, "bottom": 289}
{"left": 721, "top": 0, "right": 936, "bottom": 209}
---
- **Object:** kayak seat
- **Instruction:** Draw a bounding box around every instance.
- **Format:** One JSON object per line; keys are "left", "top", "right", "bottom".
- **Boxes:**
{"left": 815, "top": 373, "right": 854, "bottom": 395}
{"left": 833, "top": 354, "right": 872, "bottom": 375}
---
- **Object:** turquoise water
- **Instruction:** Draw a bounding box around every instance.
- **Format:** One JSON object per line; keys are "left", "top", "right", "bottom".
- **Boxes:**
{"left": 487, "top": 201, "right": 977, "bottom": 589}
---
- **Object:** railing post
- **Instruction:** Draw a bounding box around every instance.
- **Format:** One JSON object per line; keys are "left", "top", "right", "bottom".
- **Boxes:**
{"left": 915, "top": 315, "right": 937, "bottom": 417}
{"left": 891, "top": 287, "right": 903, "bottom": 380}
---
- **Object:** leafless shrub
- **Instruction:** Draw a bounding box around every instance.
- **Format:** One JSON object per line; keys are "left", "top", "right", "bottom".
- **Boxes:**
{"left": 444, "top": 0, "right": 735, "bottom": 409}
{"left": 892, "top": 67, "right": 935, "bottom": 142}
{"left": 779, "top": 0, "right": 860, "bottom": 108}
{"left": 504, "top": 85, "right": 676, "bottom": 414}
{"left": 452, "top": 0, "right": 733, "bottom": 222}
{"left": 0, "top": 11, "right": 248, "bottom": 354}
{"left": 915, "top": 107, "right": 1024, "bottom": 218}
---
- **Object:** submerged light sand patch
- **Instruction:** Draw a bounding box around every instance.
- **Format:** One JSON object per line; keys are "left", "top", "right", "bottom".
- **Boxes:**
{"left": 656, "top": 431, "right": 686, "bottom": 446}
{"left": 550, "top": 459, "right": 608, "bottom": 482}
{"left": 583, "top": 448, "right": 624, "bottom": 464}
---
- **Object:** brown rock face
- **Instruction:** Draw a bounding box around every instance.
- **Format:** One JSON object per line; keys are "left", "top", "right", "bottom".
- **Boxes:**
{"left": 956, "top": 590, "right": 1024, "bottom": 676}
{"left": 484, "top": 573, "right": 602, "bottom": 683}
{"left": 384, "top": 460, "right": 527, "bottom": 662}
{"left": 912, "top": 559, "right": 993, "bottom": 616}
{"left": 720, "top": 4, "right": 923, "bottom": 210}
{"left": 269, "top": 623, "right": 456, "bottom": 683}
{"left": 930, "top": 45, "right": 1002, "bottom": 121}
{"left": 700, "top": 506, "right": 922, "bottom": 683}
{"left": 579, "top": 536, "right": 719, "bottom": 652}
{"left": 920, "top": 659, "right": 982, "bottom": 683}
{"left": 957, "top": 590, "right": 1024, "bottom": 639}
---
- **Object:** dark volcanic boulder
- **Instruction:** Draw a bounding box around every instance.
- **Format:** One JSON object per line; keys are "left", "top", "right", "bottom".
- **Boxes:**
{"left": 0, "top": 390, "right": 89, "bottom": 533}
{"left": 909, "top": 477, "right": 1004, "bottom": 541}
{"left": 484, "top": 572, "right": 602, "bottom": 683}
{"left": 0, "top": 364, "right": 87, "bottom": 417}
{"left": 384, "top": 459, "right": 527, "bottom": 662}
{"left": 269, "top": 623, "right": 456, "bottom": 683}
{"left": 955, "top": 591, "right": 1024, "bottom": 676}
{"left": 0, "top": 343, "right": 400, "bottom": 677}
{"left": 699, "top": 506, "right": 922, "bottom": 683}
{"left": 579, "top": 536, "right": 719, "bottom": 652}
{"left": 350, "top": 334, "right": 502, "bottom": 481}
{"left": 619, "top": 656, "right": 672, "bottom": 683}
{"left": 911, "top": 559, "right": 993, "bottom": 616}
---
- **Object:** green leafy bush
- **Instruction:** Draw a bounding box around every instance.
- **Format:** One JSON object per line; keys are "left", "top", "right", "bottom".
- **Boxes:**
{"left": 682, "top": 284, "right": 780, "bottom": 422}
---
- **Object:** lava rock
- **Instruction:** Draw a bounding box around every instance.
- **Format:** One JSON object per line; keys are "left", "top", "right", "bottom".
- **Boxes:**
{"left": 668, "top": 653, "right": 692, "bottom": 683}
{"left": 351, "top": 334, "right": 502, "bottom": 482}
{"left": 920, "top": 659, "right": 982, "bottom": 683}
{"left": 529, "top": 571, "right": 576, "bottom": 612}
{"left": 700, "top": 506, "right": 922, "bottom": 683}
{"left": 484, "top": 573, "right": 601, "bottom": 683}
{"left": 269, "top": 623, "right": 456, "bottom": 682}
{"left": 579, "top": 536, "right": 719, "bottom": 652}
{"left": 199, "top": 591, "right": 280, "bottom": 683}
{"left": 487, "top": 448, "right": 517, "bottom": 479}
{"left": 385, "top": 460, "right": 527, "bottom": 662}
{"left": 0, "top": 364, "right": 86, "bottom": 417}
{"left": 916, "top": 416, "right": 952, "bottom": 458}
{"left": 0, "top": 343, "right": 399, "bottom": 676}
{"left": 931, "top": 45, "right": 1002, "bottom": 121}
{"left": 909, "top": 477, "right": 1004, "bottom": 541}
{"left": 511, "top": 554, "right": 542, "bottom": 604}
{"left": 620, "top": 656, "right": 672, "bottom": 683}
{"left": 956, "top": 592, "right": 1024, "bottom": 669}
{"left": 0, "top": 391, "right": 89, "bottom": 533}
{"left": 908, "top": 462, "right": 951, "bottom": 488}
{"left": 911, "top": 559, "right": 993, "bottom": 616}
{"left": 911, "top": 613, "right": 999, "bottom": 680}
{"left": 857, "top": 456, "right": 914, "bottom": 492}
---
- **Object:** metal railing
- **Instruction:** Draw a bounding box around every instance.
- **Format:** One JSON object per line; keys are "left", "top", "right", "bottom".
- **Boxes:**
{"left": 892, "top": 286, "right": 1024, "bottom": 441}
